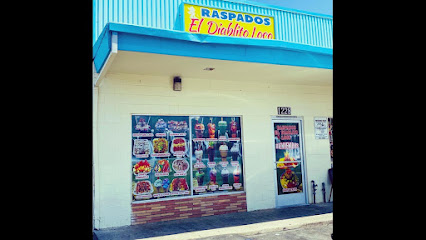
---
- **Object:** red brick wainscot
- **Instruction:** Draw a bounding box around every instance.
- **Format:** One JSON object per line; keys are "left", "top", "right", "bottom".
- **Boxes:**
{"left": 131, "top": 192, "right": 247, "bottom": 225}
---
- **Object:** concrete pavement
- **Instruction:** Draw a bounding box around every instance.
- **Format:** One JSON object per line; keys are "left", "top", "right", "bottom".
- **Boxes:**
{"left": 197, "top": 220, "right": 333, "bottom": 240}
{"left": 94, "top": 202, "right": 332, "bottom": 240}
{"left": 143, "top": 213, "right": 332, "bottom": 240}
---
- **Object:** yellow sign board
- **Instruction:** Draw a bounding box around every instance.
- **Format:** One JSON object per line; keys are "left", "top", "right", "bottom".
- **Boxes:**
{"left": 183, "top": 3, "right": 275, "bottom": 40}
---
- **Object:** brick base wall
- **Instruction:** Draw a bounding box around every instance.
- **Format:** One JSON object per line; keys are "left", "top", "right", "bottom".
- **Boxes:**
{"left": 131, "top": 192, "right": 247, "bottom": 225}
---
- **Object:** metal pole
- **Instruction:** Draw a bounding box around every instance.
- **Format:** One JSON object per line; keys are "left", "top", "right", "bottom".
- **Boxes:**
{"left": 311, "top": 180, "right": 317, "bottom": 204}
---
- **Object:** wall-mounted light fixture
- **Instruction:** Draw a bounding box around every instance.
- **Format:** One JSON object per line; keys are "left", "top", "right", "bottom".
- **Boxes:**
{"left": 173, "top": 76, "right": 182, "bottom": 91}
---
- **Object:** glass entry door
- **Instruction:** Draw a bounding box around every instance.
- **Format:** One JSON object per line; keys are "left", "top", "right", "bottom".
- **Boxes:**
{"left": 272, "top": 117, "right": 308, "bottom": 207}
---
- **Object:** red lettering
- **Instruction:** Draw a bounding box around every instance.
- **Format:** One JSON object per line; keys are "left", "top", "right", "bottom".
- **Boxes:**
{"left": 189, "top": 19, "right": 199, "bottom": 33}
{"left": 232, "top": 23, "right": 237, "bottom": 36}
{"left": 242, "top": 29, "right": 249, "bottom": 37}
{"left": 277, "top": 125, "right": 296, "bottom": 130}
{"left": 234, "top": 27, "right": 240, "bottom": 36}
{"left": 237, "top": 25, "right": 243, "bottom": 36}
{"left": 207, "top": 21, "right": 218, "bottom": 34}
{"left": 220, "top": 24, "right": 227, "bottom": 35}
{"left": 198, "top": 18, "right": 204, "bottom": 32}
{"left": 253, "top": 30, "right": 274, "bottom": 39}
{"left": 251, "top": 26, "right": 256, "bottom": 38}
{"left": 227, "top": 22, "right": 234, "bottom": 36}
{"left": 281, "top": 135, "right": 291, "bottom": 140}
{"left": 237, "top": 26, "right": 244, "bottom": 37}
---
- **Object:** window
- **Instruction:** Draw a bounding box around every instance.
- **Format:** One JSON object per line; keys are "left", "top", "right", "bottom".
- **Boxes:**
{"left": 131, "top": 115, "right": 244, "bottom": 203}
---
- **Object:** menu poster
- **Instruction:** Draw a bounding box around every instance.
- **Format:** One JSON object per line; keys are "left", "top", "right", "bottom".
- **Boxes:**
{"left": 132, "top": 115, "right": 245, "bottom": 202}
{"left": 314, "top": 117, "right": 328, "bottom": 139}
{"left": 328, "top": 118, "right": 333, "bottom": 165}
{"left": 274, "top": 123, "right": 303, "bottom": 195}
{"left": 191, "top": 116, "right": 244, "bottom": 195}
{"left": 131, "top": 115, "right": 191, "bottom": 202}
{"left": 191, "top": 116, "right": 241, "bottom": 140}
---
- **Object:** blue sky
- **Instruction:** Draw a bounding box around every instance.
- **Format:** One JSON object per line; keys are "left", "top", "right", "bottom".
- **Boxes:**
{"left": 240, "top": 0, "right": 333, "bottom": 16}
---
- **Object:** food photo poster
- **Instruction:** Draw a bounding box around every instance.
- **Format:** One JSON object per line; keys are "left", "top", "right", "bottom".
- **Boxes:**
{"left": 274, "top": 122, "right": 303, "bottom": 195}
{"left": 131, "top": 115, "right": 244, "bottom": 203}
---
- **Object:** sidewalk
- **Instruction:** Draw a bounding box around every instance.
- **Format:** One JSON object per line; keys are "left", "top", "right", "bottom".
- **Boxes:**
{"left": 94, "top": 202, "right": 333, "bottom": 240}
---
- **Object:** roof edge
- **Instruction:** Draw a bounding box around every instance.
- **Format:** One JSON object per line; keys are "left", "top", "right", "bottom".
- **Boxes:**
{"left": 92, "top": 23, "right": 332, "bottom": 73}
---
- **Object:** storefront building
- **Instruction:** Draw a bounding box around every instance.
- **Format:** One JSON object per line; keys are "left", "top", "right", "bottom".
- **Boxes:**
{"left": 92, "top": 0, "right": 333, "bottom": 229}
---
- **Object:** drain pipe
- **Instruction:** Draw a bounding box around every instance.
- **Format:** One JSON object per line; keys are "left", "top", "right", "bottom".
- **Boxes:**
{"left": 311, "top": 180, "right": 318, "bottom": 204}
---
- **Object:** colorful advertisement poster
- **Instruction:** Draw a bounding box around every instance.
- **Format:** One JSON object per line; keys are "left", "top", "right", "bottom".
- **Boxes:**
{"left": 191, "top": 116, "right": 244, "bottom": 195}
{"left": 132, "top": 115, "right": 191, "bottom": 202}
{"left": 274, "top": 122, "right": 303, "bottom": 195}
{"left": 132, "top": 115, "right": 244, "bottom": 203}
{"left": 183, "top": 3, "right": 275, "bottom": 39}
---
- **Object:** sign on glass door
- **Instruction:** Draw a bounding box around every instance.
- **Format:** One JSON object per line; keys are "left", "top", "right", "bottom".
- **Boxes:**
{"left": 274, "top": 122, "right": 303, "bottom": 195}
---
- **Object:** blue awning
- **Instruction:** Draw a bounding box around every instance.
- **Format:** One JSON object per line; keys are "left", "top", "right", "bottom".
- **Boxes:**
{"left": 93, "top": 23, "right": 332, "bottom": 73}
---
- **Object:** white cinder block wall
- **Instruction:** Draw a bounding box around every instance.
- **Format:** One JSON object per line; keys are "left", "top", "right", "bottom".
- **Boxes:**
{"left": 93, "top": 72, "right": 332, "bottom": 229}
